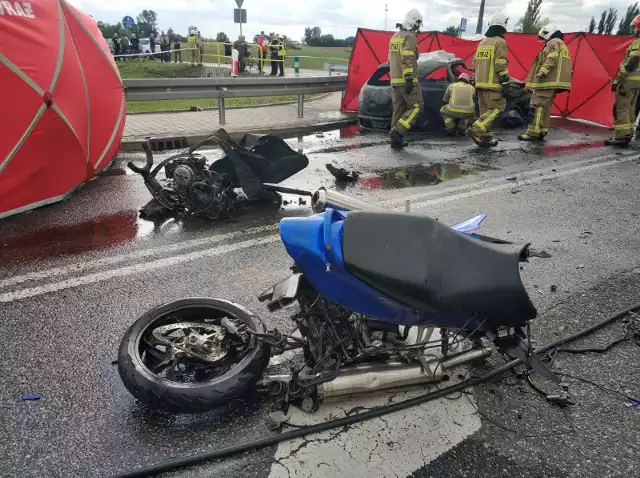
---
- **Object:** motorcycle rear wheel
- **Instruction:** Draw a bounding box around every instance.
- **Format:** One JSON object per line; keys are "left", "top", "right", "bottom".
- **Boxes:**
{"left": 118, "top": 298, "right": 270, "bottom": 413}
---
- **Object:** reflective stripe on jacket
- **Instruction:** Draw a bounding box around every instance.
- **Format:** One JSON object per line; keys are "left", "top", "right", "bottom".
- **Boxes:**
{"left": 472, "top": 36, "right": 509, "bottom": 91}
{"left": 525, "top": 38, "right": 572, "bottom": 90}
{"left": 443, "top": 82, "right": 475, "bottom": 113}
{"left": 617, "top": 38, "right": 640, "bottom": 90}
{"left": 389, "top": 30, "right": 419, "bottom": 85}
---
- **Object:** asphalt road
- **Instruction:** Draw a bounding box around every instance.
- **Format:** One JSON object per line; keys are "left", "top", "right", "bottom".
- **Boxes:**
{"left": 1, "top": 122, "right": 639, "bottom": 478}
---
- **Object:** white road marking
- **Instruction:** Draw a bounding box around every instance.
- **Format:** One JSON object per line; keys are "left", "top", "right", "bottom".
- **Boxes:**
{"left": 0, "top": 224, "right": 279, "bottom": 289}
{"left": 269, "top": 380, "right": 480, "bottom": 478}
{"left": 3, "top": 152, "right": 635, "bottom": 304}
{"left": 0, "top": 236, "right": 279, "bottom": 303}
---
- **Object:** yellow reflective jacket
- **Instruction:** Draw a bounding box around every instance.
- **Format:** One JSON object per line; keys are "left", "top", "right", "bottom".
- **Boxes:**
{"left": 389, "top": 30, "right": 419, "bottom": 86}
{"left": 525, "top": 38, "right": 572, "bottom": 90}
{"left": 617, "top": 37, "right": 640, "bottom": 89}
{"left": 443, "top": 82, "right": 475, "bottom": 113}
{"left": 472, "top": 36, "right": 509, "bottom": 91}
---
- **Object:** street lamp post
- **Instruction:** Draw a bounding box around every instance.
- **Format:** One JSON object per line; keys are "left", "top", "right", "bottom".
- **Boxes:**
{"left": 385, "top": 4, "right": 388, "bottom": 31}
{"left": 476, "top": 0, "right": 485, "bottom": 34}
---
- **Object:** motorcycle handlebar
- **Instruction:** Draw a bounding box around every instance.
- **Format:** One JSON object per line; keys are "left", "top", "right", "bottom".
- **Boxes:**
{"left": 127, "top": 141, "right": 154, "bottom": 176}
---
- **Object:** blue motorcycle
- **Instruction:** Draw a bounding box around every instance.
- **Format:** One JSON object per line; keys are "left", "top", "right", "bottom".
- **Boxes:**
{"left": 118, "top": 188, "right": 551, "bottom": 413}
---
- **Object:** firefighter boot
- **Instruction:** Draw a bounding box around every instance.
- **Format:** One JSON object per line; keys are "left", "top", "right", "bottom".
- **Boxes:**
{"left": 390, "top": 129, "right": 407, "bottom": 148}
{"left": 467, "top": 128, "right": 498, "bottom": 148}
{"left": 604, "top": 136, "right": 632, "bottom": 147}
{"left": 518, "top": 133, "right": 545, "bottom": 141}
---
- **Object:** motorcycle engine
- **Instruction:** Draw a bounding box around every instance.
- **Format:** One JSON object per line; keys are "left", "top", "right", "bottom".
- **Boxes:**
{"left": 165, "top": 154, "right": 207, "bottom": 189}
{"left": 172, "top": 163, "right": 199, "bottom": 188}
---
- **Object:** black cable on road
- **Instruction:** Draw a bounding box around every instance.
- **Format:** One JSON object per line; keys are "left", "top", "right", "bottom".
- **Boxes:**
{"left": 113, "top": 301, "right": 640, "bottom": 478}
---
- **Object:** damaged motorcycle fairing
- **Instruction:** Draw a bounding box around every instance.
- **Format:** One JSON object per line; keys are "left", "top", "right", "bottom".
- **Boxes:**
{"left": 129, "top": 129, "right": 309, "bottom": 220}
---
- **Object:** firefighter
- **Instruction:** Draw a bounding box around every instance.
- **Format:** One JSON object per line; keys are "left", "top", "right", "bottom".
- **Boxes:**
{"left": 187, "top": 29, "right": 198, "bottom": 64}
{"left": 440, "top": 73, "right": 476, "bottom": 136}
{"left": 388, "top": 9, "right": 424, "bottom": 148}
{"left": 519, "top": 25, "right": 572, "bottom": 141}
{"left": 468, "top": 11, "right": 510, "bottom": 148}
{"left": 606, "top": 15, "right": 640, "bottom": 146}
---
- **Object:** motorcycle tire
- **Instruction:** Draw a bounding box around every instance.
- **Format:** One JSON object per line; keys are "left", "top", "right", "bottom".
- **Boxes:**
{"left": 118, "top": 298, "right": 271, "bottom": 413}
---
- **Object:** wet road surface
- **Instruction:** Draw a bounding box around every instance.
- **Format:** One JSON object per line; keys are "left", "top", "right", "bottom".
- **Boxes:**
{"left": 1, "top": 121, "right": 639, "bottom": 478}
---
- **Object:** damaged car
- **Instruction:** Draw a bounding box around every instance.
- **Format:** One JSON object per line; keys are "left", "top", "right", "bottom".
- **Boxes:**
{"left": 358, "top": 51, "right": 532, "bottom": 132}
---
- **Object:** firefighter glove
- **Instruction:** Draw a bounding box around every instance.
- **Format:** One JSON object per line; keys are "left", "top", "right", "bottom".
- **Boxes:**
{"left": 611, "top": 82, "right": 619, "bottom": 92}
{"left": 405, "top": 75, "right": 414, "bottom": 93}
{"left": 501, "top": 81, "right": 510, "bottom": 98}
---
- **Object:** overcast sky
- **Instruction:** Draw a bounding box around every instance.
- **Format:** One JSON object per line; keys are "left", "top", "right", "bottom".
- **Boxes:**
{"left": 67, "top": 0, "right": 633, "bottom": 40}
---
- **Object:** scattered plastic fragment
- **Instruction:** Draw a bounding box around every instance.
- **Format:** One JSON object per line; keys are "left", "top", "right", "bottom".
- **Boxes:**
{"left": 550, "top": 285, "right": 558, "bottom": 292}
{"left": 23, "top": 394, "right": 40, "bottom": 401}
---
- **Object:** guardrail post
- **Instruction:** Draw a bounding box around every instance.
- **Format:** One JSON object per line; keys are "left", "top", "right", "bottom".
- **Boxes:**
{"left": 297, "top": 94, "right": 304, "bottom": 117}
{"left": 216, "top": 42, "right": 221, "bottom": 66}
{"left": 294, "top": 57, "right": 299, "bottom": 77}
{"left": 219, "top": 97, "right": 226, "bottom": 125}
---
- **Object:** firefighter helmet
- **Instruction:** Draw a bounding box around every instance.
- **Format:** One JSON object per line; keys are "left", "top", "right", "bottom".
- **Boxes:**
{"left": 538, "top": 24, "right": 561, "bottom": 41}
{"left": 632, "top": 15, "right": 640, "bottom": 32}
{"left": 402, "top": 9, "right": 423, "bottom": 31}
{"left": 488, "top": 11, "right": 509, "bottom": 29}
{"left": 457, "top": 73, "right": 470, "bottom": 83}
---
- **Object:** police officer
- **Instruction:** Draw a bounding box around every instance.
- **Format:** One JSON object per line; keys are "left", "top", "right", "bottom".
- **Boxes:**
{"left": 519, "top": 25, "right": 572, "bottom": 141}
{"left": 606, "top": 15, "right": 640, "bottom": 146}
{"left": 440, "top": 73, "right": 476, "bottom": 136}
{"left": 468, "top": 11, "right": 510, "bottom": 148}
{"left": 388, "top": 9, "right": 424, "bottom": 148}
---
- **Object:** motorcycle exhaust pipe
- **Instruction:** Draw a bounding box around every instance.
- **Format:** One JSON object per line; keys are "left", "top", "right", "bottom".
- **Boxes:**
{"left": 317, "top": 346, "right": 491, "bottom": 399}
{"left": 311, "top": 187, "right": 387, "bottom": 214}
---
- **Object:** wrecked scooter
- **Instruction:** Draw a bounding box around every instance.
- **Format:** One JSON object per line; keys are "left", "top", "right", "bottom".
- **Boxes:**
{"left": 118, "top": 189, "right": 559, "bottom": 413}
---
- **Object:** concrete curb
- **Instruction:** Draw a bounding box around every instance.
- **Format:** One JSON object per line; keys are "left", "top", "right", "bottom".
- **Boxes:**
{"left": 126, "top": 93, "right": 331, "bottom": 116}
{"left": 119, "top": 116, "right": 359, "bottom": 152}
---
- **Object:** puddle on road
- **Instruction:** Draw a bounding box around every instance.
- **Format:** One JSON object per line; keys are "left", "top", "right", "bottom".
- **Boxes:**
{"left": 0, "top": 210, "right": 158, "bottom": 264}
{"left": 329, "top": 163, "right": 490, "bottom": 191}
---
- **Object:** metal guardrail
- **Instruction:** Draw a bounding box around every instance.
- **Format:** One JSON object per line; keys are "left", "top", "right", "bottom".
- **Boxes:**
{"left": 123, "top": 76, "right": 348, "bottom": 124}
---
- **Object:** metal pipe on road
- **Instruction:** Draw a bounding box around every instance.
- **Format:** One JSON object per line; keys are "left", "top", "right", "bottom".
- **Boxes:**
{"left": 311, "top": 187, "right": 387, "bottom": 213}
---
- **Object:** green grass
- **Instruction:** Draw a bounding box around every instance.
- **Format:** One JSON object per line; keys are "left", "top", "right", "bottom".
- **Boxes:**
{"left": 197, "top": 43, "right": 351, "bottom": 71}
{"left": 126, "top": 95, "right": 304, "bottom": 113}
{"left": 117, "top": 61, "right": 204, "bottom": 79}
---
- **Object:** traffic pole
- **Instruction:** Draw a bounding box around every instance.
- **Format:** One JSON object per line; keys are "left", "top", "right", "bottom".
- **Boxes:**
{"left": 294, "top": 56, "right": 299, "bottom": 77}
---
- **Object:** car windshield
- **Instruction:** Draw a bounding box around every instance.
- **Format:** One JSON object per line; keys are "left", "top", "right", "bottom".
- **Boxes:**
{"left": 367, "top": 66, "right": 390, "bottom": 86}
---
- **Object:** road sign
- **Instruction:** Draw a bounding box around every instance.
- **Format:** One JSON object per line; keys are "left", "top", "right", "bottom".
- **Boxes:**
{"left": 234, "top": 8, "right": 247, "bottom": 23}
{"left": 460, "top": 17, "right": 467, "bottom": 32}
{"left": 235, "top": 0, "right": 244, "bottom": 7}
{"left": 122, "top": 16, "right": 135, "bottom": 30}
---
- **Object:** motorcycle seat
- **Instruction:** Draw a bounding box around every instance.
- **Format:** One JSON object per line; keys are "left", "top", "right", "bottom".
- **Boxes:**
{"left": 342, "top": 211, "right": 537, "bottom": 326}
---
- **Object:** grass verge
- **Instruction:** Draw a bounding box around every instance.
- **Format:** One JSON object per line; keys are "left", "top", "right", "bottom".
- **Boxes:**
{"left": 126, "top": 96, "right": 318, "bottom": 114}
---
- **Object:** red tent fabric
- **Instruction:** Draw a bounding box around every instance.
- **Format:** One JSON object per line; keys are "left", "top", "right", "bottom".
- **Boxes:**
{"left": 0, "top": 0, "right": 126, "bottom": 219}
{"left": 342, "top": 29, "right": 633, "bottom": 127}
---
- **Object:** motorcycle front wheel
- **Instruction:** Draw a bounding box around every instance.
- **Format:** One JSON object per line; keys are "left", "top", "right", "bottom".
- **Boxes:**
{"left": 118, "top": 298, "right": 271, "bottom": 413}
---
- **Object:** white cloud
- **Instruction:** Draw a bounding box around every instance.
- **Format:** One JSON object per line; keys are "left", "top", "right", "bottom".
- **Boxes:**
{"left": 66, "top": 0, "right": 637, "bottom": 41}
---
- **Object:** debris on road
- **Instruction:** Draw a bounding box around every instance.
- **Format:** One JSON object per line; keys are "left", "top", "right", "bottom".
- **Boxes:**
{"left": 510, "top": 188, "right": 522, "bottom": 194}
{"left": 23, "top": 394, "right": 40, "bottom": 401}
{"left": 326, "top": 164, "right": 360, "bottom": 181}
{"left": 506, "top": 176, "right": 517, "bottom": 181}
{"left": 577, "top": 264, "right": 585, "bottom": 269}
{"left": 551, "top": 285, "right": 558, "bottom": 292}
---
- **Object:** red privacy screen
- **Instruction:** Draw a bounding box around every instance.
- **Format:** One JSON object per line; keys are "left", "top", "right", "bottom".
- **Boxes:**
{"left": 343, "top": 29, "right": 633, "bottom": 127}
{"left": 0, "top": 0, "right": 125, "bottom": 219}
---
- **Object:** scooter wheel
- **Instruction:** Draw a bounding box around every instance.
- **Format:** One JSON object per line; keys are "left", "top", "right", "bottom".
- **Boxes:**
{"left": 117, "top": 298, "right": 271, "bottom": 413}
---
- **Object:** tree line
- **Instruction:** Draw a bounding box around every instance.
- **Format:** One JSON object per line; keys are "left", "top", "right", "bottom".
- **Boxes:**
{"left": 441, "top": 1, "right": 640, "bottom": 37}
{"left": 588, "top": 4, "right": 640, "bottom": 35}
{"left": 303, "top": 27, "right": 355, "bottom": 47}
